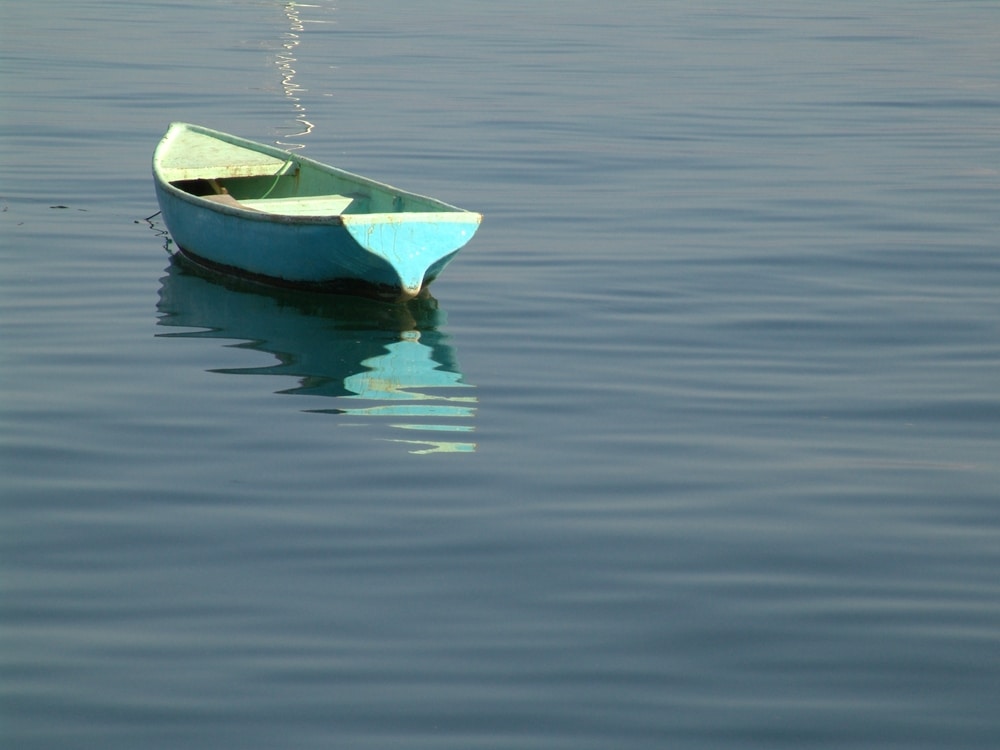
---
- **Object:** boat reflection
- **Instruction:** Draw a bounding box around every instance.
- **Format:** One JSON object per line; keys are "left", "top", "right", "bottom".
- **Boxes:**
{"left": 155, "top": 256, "right": 477, "bottom": 454}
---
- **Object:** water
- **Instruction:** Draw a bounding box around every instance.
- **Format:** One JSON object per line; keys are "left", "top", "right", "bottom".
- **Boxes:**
{"left": 2, "top": 1, "right": 1000, "bottom": 747}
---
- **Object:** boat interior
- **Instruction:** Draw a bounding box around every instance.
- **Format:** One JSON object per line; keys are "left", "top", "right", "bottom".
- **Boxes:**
{"left": 171, "top": 166, "right": 447, "bottom": 217}
{"left": 157, "top": 124, "right": 463, "bottom": 216}
{"left": 172, "top": 175, "right": 372, "bottom": 216}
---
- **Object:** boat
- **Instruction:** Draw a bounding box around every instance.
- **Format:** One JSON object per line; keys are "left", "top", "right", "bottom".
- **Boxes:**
{"left": 152, "top": 122, "right": 481, "bottom": 301}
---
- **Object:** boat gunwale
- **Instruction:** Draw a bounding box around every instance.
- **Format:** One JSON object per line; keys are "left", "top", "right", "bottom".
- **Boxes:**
{"left": 155, "top": 180, "right": 482, "bottom": 228}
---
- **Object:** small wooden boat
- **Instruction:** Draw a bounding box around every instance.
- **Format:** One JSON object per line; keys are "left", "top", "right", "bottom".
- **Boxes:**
{"left": 152, "top": 122, "right": 481, "bottom": 301}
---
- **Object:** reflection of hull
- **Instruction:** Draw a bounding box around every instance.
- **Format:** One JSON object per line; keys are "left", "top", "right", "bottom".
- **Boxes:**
{"left": 156, "top": 256, "right": 477, "bottom": 453}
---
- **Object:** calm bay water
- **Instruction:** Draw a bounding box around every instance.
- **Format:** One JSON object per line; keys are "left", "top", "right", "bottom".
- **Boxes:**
{"left": 2, "top": 1, "right": 1000, "bottom": 747}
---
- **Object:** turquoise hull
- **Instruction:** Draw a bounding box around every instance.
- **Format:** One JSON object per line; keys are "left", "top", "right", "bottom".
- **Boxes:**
{"left": 153, "top": 123, "right": 481, "bottom": 301}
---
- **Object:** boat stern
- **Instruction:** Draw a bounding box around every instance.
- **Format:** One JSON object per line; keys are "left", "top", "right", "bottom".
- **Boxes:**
{"left": 341, "top": 212, "right": 482, "bottom": 298}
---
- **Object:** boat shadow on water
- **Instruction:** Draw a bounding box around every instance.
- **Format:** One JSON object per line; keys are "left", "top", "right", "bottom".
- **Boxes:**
{"left": 155, "top": 254, "right": 478, "bottom": 454}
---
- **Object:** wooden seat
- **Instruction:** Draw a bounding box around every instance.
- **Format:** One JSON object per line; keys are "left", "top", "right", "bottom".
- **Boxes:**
{"left": 240, "top": 195, "right": 354, "bottom": 216}
{"left": 202, "top": 192, "right": 259, "bottom": 211}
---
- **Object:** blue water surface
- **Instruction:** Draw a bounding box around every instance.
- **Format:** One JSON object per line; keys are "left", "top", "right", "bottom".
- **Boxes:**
{"left": 2, "top": 1, "right": 999, "bottom": 748}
